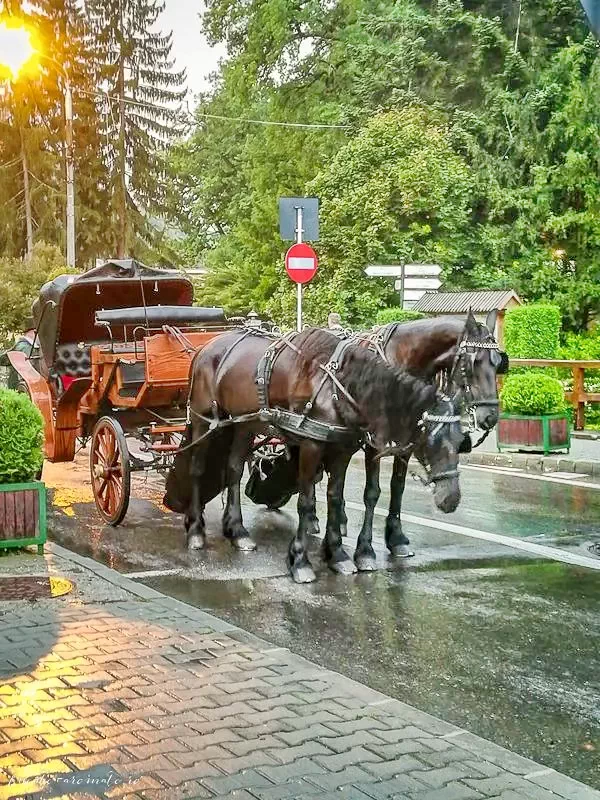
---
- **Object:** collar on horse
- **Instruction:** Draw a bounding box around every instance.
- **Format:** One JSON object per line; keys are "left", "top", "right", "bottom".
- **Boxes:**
{"left": 256, "top": 333, "right": 363, "bottom": 443}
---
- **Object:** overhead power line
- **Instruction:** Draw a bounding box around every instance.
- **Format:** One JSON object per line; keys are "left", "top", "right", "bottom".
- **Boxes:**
{"left": 77, "top": 87, "right": 351, "bottom": 130}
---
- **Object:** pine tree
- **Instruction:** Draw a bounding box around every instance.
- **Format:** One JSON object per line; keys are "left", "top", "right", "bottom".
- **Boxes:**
{"left": 85, "top": 0, "right": 186, "bottom": 258}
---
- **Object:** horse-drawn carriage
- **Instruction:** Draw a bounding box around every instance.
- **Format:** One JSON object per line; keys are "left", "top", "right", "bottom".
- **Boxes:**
{"left": 6, "top": 259, "right": 231, "bottom": 525}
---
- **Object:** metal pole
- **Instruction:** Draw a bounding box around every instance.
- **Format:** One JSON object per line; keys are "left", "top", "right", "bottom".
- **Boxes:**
{"left": 295, "top": 206, "right": 303, "bottom": 332}
{"left": 64, "top": 74, "right": 75, "bottom": 268}
{"left": 399, "top": 260, "right": 405, "bottom": 309}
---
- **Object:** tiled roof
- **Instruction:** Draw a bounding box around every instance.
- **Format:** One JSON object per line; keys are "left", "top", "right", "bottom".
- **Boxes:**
{"left": 413, "top": 289, "right": 522, "bottom": 313}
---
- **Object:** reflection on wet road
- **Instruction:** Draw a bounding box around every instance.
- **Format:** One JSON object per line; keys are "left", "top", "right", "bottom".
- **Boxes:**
{"left": 46, "top": 455, "right": 600, "bottom": 787}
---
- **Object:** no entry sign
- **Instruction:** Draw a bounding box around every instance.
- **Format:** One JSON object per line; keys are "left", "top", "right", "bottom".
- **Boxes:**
{"left": 285, "top": 242, "right": 318, "bottom": 285}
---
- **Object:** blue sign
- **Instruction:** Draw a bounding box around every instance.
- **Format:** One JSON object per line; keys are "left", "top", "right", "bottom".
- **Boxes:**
{"left": 580, "top": 0, "right": 600, "bottom": 36}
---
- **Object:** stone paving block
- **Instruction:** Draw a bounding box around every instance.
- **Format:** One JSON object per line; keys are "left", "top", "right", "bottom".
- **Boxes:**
{"left": 463, "top": 773, "right": 543, "bottom": 796}
{"left": 419, "top": 746, "right": 479, "bottom": 769}
{"left": 201, "top": 768, "right": 275, "bottom": 794}
{"left": 320, "top": 730, "right": 384, "bottom": 753}
{"left": 267, "top": 741, "right": 333, "bottom": 764}
{"left": 8, "top": 757, "right": 72, "bottom": 779}
{"left": 225, "top": 734, "right": 280, "bottom": 756}
{"left": 356, "top": 774, "right": 430, "bottom": 798}
{"left": 323, "top": 717, "right": 390, "bottom": 736}
{"left": 277, "top": 723, "right": 338, "bottom": 746}
{"left": 305, "top": 765, "right": 376, "bottom": 791}
{"left": 143, "top": 779, "right": 213, "bottom": 799}
{"left": 416, "top": 765, "right": 491, "bottom": 789}
{"left": 22, "top": 743, "right": 87, "bottom": 762}
{"left": 314, "top": 746, "right": 383, "bottom": 773}
{"left": 361, "top": 753, "right": 424, "bottom": 780}
{"left": 448, "top": 733, "right": 540, "bottom": 776}
{"left": 250, "top": 777, "right": 323, "bottom": 799}
{"left": 409, "top": 781, "right": 485, "bottom": 800}
{"left": 365, "top": 739, "right": 424, "bottom": 759}
{"left": 258, "top": 756, "right": 326, "bottom": 783}
{"left": 168, "top": 744, "right": 233, "bottom": 766}
{"left": 212, "top": 751, "right": 280, "bottom": 774}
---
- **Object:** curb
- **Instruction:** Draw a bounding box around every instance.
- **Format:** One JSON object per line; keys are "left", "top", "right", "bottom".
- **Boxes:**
{"left": 46, "top": 541, "right": 600, "bottom": 800}
{"left": 461, "top": 449, "right": 600, "bottom": 479}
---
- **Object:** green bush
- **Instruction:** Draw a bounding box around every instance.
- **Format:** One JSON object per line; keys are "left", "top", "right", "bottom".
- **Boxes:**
{"left": 375, "top": 307, "right": 425, "bottom": 325}
{"left": 0, "top": 242, "right": 72, "bottom": 349}
{"left": 0, "top": 389, "right": 44, "bottom": 483}
{"left": 558, "top": 330, "right": 600, "bottom": 361}
{"left": 500, "top": 373, "right": 566, "bottom": 416}
{"left": 504, "top": 304, "right": 561, "bottom": 359}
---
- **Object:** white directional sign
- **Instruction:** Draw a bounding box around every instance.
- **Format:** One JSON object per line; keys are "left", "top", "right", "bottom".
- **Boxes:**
{"left": 402, "top": 289, "right": 428, "bottom": 302}
{"left": 365, "top": 265, "right": 404, "bottom": 277}
{"left": 403, "top": 277, "right": 441, "bottom": 290}
{"left": 403, "top": 264, "right": 442, "bottom": 277}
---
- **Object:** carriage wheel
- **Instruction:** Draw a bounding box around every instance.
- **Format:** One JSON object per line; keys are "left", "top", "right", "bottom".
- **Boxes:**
{"left": 91, "top": 417, "right": 131, "bottom": 526}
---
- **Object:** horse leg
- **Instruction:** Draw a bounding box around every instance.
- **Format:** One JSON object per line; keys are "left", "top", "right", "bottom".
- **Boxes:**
{"left": 322, "top": 447, "right": 356, "bottom": 576}
{"left": 288, "top": 441, "right": 322, "bottom": 583}
{"left": 187, "top": 440, "right": 208, "bottom": 551}
{"left": 223, "top": 428, "right": 256, "bottom": 551}
{"left": 385, "top": 454, "right": 413, "bottom": 558}
{"left": 354, "top": 445, "right": 379, "bottom": 571}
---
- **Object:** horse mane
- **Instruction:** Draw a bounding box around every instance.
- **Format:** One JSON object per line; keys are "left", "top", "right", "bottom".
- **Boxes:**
{"left": 293, "top": 329, "right": 436, "bottom": 440}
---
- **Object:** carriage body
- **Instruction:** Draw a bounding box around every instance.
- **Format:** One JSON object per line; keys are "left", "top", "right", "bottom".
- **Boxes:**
{"left": 6, "top": 259, "right": 231, "bottom": 524}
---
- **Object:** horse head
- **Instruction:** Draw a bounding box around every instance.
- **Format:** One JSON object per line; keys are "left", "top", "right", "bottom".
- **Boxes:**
{"left": 446, "top": 308, "right": 507, "bottom": 432}
{"left": 413, "top": 393, "right": 464, "bottom": 514}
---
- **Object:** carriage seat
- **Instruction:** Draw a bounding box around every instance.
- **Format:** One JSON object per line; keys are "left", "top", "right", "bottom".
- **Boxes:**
{"left": 54, "top": 343, "right": 92, "bottom": 378}
{"left": 95, "top": 305, "right": 226, "bottom": 327}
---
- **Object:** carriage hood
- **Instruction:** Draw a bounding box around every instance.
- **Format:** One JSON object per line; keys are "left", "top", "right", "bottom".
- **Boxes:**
{"left": 32, "top": 259, "right": 194, "bottom": 368}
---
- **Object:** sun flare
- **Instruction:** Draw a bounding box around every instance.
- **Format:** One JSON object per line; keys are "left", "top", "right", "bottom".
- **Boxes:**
{"left": 0, "top": 22, "right": 36, "bottom": 81}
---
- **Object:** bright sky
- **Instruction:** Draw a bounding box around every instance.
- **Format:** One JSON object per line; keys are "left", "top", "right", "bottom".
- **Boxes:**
{"left": 162, "top": 0, "right": 225, "bottom": 102}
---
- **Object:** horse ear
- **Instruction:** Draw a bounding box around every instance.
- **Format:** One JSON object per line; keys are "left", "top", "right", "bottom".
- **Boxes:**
{"left": 485, "top": 309, "right": 498, "bottom": 334}
{"left": 465, "top": 308, "right": 478, "bottom": 335}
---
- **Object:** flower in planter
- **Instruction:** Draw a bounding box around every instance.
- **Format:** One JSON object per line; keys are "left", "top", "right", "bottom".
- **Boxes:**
{"left": 500, "top": 373, "right": 565, "bottom": 416}
{"left": 0, "top": 388, "right": 44, "bottom": 484}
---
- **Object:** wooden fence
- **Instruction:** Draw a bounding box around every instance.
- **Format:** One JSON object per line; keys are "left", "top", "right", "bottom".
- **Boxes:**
{"left": 510, "top": 359, "right": 600, "bottom": 430}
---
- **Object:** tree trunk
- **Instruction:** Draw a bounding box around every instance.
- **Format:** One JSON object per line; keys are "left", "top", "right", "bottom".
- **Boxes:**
{"left": 20, "top": 126, "right": 33, "bottom": 261}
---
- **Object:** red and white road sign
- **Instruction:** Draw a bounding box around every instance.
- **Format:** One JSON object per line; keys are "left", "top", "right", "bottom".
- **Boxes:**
{"left": 285, "top": 242, "right": 318, "bottom": 285}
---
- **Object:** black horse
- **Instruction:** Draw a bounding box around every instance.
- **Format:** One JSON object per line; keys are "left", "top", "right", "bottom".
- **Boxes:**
{"left": 351, "top": 309, "right": 507, "bottom": 569}
{"left": 164, "top": 327, "right": 465, "bottom": 583}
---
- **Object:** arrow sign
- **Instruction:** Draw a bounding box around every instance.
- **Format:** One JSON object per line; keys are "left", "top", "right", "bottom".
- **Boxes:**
{"left": 403, "top": 264, "right": 441, "bottom": 277}
{"left": 403, "top": 277, "right": 441, "bottom": 290}
{"left": 285, "top": 242, "right": 318, "bottom": 285}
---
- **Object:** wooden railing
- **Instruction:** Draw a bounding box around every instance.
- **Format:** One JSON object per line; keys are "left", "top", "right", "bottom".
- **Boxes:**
{"left": 510, "top": 359, "right": 600, "bottom": 430}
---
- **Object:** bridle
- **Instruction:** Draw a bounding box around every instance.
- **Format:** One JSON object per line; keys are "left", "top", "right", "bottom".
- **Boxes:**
{"left": 373, "top": 397, "right": 462, "bottom": 486}
{"left": 446, "top": 332, "right": 502, "bottom": 445}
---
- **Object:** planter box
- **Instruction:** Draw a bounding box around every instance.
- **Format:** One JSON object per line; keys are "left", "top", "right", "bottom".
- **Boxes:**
{"left": 0, "top": 481, "right": 47, "bottom": 554}
{"left": 497, "top": 413, "right": 570, "bottom": 456}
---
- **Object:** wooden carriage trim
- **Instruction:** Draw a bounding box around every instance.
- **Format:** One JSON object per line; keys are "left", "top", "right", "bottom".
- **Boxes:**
{"left": 6, "top": 351, "right": 55, "bottom": 460}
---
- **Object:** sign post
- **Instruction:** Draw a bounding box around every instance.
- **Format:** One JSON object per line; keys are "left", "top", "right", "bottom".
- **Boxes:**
{"left": 280, "top": 197, "right": 319, "bottom": 331}
{"left": 296, "top": 206, "right": 303, "bottom": 331}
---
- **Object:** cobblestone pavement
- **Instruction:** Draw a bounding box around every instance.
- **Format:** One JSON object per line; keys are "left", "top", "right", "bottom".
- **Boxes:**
{"left": 0, "top": 545, "right": 598, "bottom": 800}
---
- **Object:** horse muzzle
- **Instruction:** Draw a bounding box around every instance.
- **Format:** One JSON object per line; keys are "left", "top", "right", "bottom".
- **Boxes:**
{"left": 432, "top": 473, "right": 461, "bottom": 513}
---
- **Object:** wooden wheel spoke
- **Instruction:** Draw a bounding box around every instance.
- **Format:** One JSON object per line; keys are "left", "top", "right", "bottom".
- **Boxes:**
{"left": 91, "top": 418, "right": 131, "bottom": 526}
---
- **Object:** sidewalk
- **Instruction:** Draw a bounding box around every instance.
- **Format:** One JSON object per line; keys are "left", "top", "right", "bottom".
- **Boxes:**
{"left": 460, "top": 430, "right": 600, "bottom": 479}
{"left": 1, "top": 544, "right": 599, "bottom": 800}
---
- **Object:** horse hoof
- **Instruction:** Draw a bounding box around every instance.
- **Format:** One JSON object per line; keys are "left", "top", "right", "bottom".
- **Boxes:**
{"left": 291, "top": 565, "right": 317, "bottom": 583}
{"left": 330, "top": 559, "right": 357, "bottom": 576}
{"left": 231, "top": 536, "right": 257, "bottom": 552}
{"left": 354, "top": 555, "right": 377, "bottom": 572}
{"left": 389, "top": 544, "right": 414, "bottom": 558}
{"left": 188, "top": 534, "right": 206, "bottom": 551}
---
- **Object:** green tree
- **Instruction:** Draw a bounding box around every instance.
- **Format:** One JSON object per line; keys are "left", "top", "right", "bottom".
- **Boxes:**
{"left": 85, "top": 0, "right": 186, "bottom": 257}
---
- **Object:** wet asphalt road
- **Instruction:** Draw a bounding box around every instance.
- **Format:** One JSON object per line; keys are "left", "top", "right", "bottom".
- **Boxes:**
{"left": 46, "top": 454, "right": 600, "bottom": 788}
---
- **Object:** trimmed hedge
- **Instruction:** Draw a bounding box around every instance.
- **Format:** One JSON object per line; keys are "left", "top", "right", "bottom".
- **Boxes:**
{"left": 0, "top": 389, "right": 44, "bottom": 483}
{"left": 376, "top": 307, "right": 425, "bottom": 325}
{"left": 500, "top": 373, "right": 565, "bottom": 416}
{"left": 504, "top": 304, "right": 561, "bottom": 359}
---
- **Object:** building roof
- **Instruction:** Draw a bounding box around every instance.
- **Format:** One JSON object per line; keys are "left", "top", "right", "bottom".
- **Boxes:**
{"left": 413, "top": 289, "right": 522, "bottom": 314}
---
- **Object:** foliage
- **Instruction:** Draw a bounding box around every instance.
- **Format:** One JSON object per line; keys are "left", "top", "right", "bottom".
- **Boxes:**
{"left": 504, "top": 304, "right": 561, "bottom": 359}
{"left": 0, "top": 242, "right": 69, "bottom": 348}
{"left": 85, "top": 0, "right": 186, "bottom": 259}
{"left": 501, "top": 373, "right": 566, "bottom": 416}
{"left": 558, "top": 329, "right": 600, "bottom": 361}
{"left": 375, "top": 308, "right": 425, "bottom": 325}
{"left": 0, "top": 389, "right": 44, "bottom": 483}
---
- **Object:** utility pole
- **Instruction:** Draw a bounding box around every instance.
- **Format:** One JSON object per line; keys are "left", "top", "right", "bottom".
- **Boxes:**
{"left": 64, "top": 73, "right": 75, "bottom": 267}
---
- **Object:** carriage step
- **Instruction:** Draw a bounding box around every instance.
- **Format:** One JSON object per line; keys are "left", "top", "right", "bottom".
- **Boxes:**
{"left": 147, "top": 443, "right": 180, "bottom": 452}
